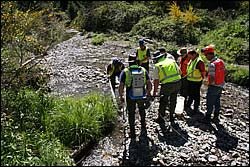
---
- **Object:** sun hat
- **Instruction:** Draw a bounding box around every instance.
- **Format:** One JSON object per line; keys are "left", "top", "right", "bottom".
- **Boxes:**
{"left": 151, "top": 51, "right": 164, "bottom": 60}
{"left": 177, "top": 47, "right": 187, "bottom": 55}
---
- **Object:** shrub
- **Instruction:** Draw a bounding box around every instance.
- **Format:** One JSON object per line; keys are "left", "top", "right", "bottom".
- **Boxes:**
{"left": 130, "top": 15, "right": 202, "bottom": 45}
{"left": 1, "top": 128, "right": 74, "bottom": 166}
{"left": 84, "top": 1, "right": 150, "bottom": 33}
{"left": 1, "top": 88, "right": 74, "bottom": 166}
{"left": 91, "top": 33, "right": 106, "bottom": 45}
{"left": 1, "top": 1, "right": 69, "bottom": 90}
{"left": 199, "top": 14, "right": 249, "bottom": 65}
{"left": 225, "top": 64, "right": 249, "bottom": 87}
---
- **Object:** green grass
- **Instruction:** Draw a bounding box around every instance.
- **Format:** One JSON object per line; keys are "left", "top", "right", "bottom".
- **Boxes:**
{"left": 1, "top": 88, "right": 117, "bottom": 166}
{"left": 46, "top": 92, "right": 118, "bottom": 147}
{"left": 225, "top": 64, "right": 249, "bottom": 86}
{"left": 91, "top": 33, "right": 106, "bottom": 45}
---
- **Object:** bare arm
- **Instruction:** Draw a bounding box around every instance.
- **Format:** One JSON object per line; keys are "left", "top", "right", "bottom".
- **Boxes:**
{"left": 153, "top": 79, "right": 159, "bottom": 96}
{"left": 146, "top": 79, "right": 152, "bottom": 96}
{"left": 118, "top": 82, "right": 125, "bottom": 103}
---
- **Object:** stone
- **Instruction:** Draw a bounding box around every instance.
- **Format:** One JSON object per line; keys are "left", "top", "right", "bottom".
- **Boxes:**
{"left": 208, "top": 155, "right": 218, "bottom": 162}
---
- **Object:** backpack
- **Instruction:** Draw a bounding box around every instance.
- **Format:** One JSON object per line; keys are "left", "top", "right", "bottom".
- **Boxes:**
{"left": 128, "top": 67, "right": 146, "bottom": 100}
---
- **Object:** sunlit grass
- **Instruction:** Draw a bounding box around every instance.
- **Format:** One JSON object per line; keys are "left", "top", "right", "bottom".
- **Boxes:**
{"left": 46, "top": 92, "right": 118, "bottom": 147}
{"left": 1, "top": 89, "right": 117, "bottom": 166}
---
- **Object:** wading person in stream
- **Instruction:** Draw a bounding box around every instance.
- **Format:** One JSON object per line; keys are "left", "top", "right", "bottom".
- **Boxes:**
{"left": 200, "top": 45, "right": 226, "bottom": 123}
{"left": 136, "top": 38, "right": 151, "bottom": 73}
{"left": 186, "top": 49, "right": 206, "bottom": 115}
{"left": 118, "top": 55, "right": 152, "bottom": 140}
{"left": 177, "top": 47, "right": 190, "bottom": 110}
{"left": 106, "top": 57, "right": 125, "bottom": 93}
{"left": 152, "top": 51, "right": 182, "bottom": 124}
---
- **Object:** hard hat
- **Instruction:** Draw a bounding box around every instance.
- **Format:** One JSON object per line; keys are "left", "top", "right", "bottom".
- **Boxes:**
{"left": 201, "top": 45, "right": 215, "bottom": 55}
{"left": 152, "top": 51, "right": 164, "bottom": 60}
{"left": 139, "top": 39, "right": 145, "bottom": 46}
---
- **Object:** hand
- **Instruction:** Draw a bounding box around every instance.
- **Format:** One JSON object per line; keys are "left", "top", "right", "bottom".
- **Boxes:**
{"left": 203, "top": 79, "right": 209, "bottom": 86}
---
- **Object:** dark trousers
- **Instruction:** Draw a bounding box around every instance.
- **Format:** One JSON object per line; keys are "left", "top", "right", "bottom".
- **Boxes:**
{"left": 180, "top": 77, "right": 189, "bottom": 106}
{"left": 109, "top": 73, "right": 120, "bottom": 92}
{"left": 186, "top": 80, "right": 202, "bottom": 112}
{"left": 158, "top": 80, "right": 181, "bottom": 121}
{"left": 140, "top": 62, "right": 149, "bottom": 73}
{"left": 126, "top": 96, "right": 146, "bottom": 136}
{"left": 206, "top": 85, "right": 223, "bottom": 118}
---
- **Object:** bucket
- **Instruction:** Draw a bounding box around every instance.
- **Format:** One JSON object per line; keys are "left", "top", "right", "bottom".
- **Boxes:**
{"left": 175, "top": 96, "right": 185, "bottom": 115}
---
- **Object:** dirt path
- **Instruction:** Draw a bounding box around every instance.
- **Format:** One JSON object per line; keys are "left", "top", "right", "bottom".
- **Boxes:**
{"left": 42, "top": 32, "right": 249, "bottom": 166}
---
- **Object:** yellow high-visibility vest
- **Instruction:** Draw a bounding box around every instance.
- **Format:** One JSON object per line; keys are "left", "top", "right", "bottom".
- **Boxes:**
{"left": 137, "top": 47, "right": 149, "bottom": 63}
{"left": 155, "top": 58, "right": 181, "bottom": 84}
{"left": 187, "top": 56, "right": 203, "bottom": 82}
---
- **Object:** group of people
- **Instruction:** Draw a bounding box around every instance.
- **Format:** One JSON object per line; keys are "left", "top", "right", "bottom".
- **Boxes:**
{"left": 106, "top": 39, "right": 226, "bottom": 139}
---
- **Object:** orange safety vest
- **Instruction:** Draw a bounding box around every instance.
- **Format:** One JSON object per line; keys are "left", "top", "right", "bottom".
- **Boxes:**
{"left": 208, "top": 58, "right": 225, "bottom": 85}
{"left": 179, "top": 56, "right": 190, "bottom": 77}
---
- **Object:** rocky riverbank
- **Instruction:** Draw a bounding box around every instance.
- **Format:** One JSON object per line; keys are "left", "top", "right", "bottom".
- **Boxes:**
{"left": 42, "top": 31, "right": 249, "bottom": 166}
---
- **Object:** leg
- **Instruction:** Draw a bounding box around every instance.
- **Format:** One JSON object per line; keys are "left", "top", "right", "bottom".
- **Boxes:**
{"left": 158, "top": 94, "right": 168, "bottom": 118}
{"left": 213, "top": 87, "right": 223, "bottom": 120}
{"left": 169, "top": 93, "right": 177, "bottom": 122}
{"left": 141, "top": 62, "right": 149, "bottom": 74}
{"left": 138, "top": 100, "right": 146, "bottom": 128}
{"left": 204, "top": 86, "right": 217, "bottom": 121}
{"left": 182, "top": 78, "right": 189, "bottom": 107}
{"left": 110, "top": 74, "right": 116, "bottom": 92}
{"left": 127, "top": 97, "right": 136, "bottom": 138}
{"left": 186, "top": 81, "right": 194, "bottom": 109}
{"left": 169, "top": 81, "right": 181, "bottom": 122}
{"left": 193, "top": 81, "right": 202, "bottom": 112}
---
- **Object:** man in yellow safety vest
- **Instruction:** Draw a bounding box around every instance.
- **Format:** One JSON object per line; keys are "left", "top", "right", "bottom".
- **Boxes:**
{"left": 152, "top": 51, "right": 182, "bottom": 124}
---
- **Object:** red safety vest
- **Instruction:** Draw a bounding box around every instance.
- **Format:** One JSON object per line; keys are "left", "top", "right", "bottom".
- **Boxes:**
{"left": 179, "top": 56, "right": 190, "bottom": 77}
{"left": 208, "top": 58, "right": 225, "bottom": 85}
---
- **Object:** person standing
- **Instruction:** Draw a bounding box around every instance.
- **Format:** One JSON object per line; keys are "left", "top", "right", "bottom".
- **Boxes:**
{"left": 106, "top": 57, "right": 125, "bottom": 93}
{"left": 186, "top": 49, "right": 206, "bottom": 114}
{"left": 177, "top": 47, "right": 190, "bottom": 109}
{"left": 152, "top": 51, "right": 182, "bottom": 124}
{"left": 201, "top": 45, "right": 226, "bottom": 123}
{"left": 136, "top": 39, "right": 150, "bottom": 73}
{"left": 159, "top": 47, "right": 175, "bottom": 60}
{"left": 118, "top": 55, "right": 152, "bottom": 139}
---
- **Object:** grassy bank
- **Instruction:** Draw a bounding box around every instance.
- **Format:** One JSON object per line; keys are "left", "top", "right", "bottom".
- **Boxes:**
{"left": 1, "top": 88, "right": 117, "bottom": 166}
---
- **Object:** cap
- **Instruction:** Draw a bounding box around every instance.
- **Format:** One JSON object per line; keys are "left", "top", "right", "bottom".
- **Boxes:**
{"left": 139, "top": 39, "right": 145, "bottom": 46}
{"left": 152, "top": 51, "right": 164, "bottom": 60}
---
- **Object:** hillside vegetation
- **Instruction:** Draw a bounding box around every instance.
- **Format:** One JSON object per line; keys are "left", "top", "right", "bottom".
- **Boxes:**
{"left": 1, "top": 1, "right": 249, "bottom": 166}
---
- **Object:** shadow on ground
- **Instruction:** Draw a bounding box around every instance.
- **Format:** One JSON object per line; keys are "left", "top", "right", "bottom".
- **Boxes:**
{"left": 185, "top": 111, "right": 238, "bottom": 152}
